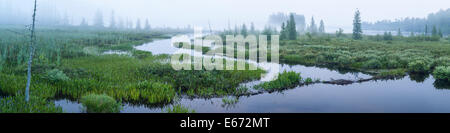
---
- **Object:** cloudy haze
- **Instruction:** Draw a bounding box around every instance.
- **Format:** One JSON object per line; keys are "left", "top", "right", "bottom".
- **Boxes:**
{"left": 1, "top": 0, "right": 449, "bottom": 30}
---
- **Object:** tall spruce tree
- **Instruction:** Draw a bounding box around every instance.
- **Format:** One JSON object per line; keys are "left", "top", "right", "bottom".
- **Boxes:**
{"left": 352, "top": 9, "right": 363, "bottom": 40}
{"left": 318, "top": 20, "right": 325, "bottom": 34}
{"left": 80, "top": 18, "right": 88, "bottom": 27}
{"left": 144, "top": 18, "right": 151, "bottom": 30}
{"left": 309, "top": 17, "right": 318, "bottom": 34}
{"left": 250, "top": 22, "right": 255, "bottom": 34}
{"left": 280, "top": 22, "right": 287, "bottom": 40}
{"left": 432, "top": 25, "right": 438, "bottom": 37}
{"left": 136, "top": 19, "right": 141, "bottom": 30}
{"left": 93, "top": 9, "right": 104, "bottom": 28}
{"left": 287, "top": 13, "right": 297, "bottom": 40}
{"left": 241, "top": 24, "right": 248, "bottom": 37}
{"left": 110, "top": 10, "right": 116, "bottom": 29}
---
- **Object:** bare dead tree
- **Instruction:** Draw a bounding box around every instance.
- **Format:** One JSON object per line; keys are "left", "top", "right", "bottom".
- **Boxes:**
{"left": 25, "top": 0, "right": 37, "bottom": 102}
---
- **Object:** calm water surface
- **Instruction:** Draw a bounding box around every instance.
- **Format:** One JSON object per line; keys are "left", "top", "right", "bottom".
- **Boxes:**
{"left": 55, "top": 35, "right": 450, "bottom": 113}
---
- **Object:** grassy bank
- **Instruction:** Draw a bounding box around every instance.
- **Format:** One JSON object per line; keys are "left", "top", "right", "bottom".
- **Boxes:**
{"left": 0, "top": 26, "right": 264, "bottom": 112}
{"left": 279, "top": 34, "right": 450, "bottom": 78}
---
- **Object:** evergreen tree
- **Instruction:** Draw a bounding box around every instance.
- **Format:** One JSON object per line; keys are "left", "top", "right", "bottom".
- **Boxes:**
{"left": 110, "top": 11, "right": 116, "bottom": 28}
{"left": 352, "top": 9, "right": 363, "bottom": 40}
{"left": 144, "top": 18, "right": 151, "bottom": 30}
{"left": 93, "top": 9, "right": 104, "bottom": 28}
{"left": 397, "top": 28, "right": 402, "bottom": 37}
{"left": 118, "top": 17, "right": 124, "bottom": 29}
{"left": 336, "top": 28, "right": 344, "bottom": 38}
{"left": 309, "top": 17, "right": 318, "bottom": 34}
{"left": 250, "top": 22, "right": 255, "bottom": 34}
{"left": 241, "top": 24, "right": 248, "bottom": 37}
{"left": 280, "top": 22, "right": 287, "bottom": 40}
{"left": 62, "top": 12, "right": 69, "bottom": 26}
{"left": 438, "top": 29, "right": 443, "bottom": 38}
{"left": 80, "top": 18, "right": 88, "bottom": 27}
{"left": 318, "top": 20, "right": 325, "bottom": 34}
{"left": 136, "top": 19, "right": 141, "bottom": 30}
{"left": 234, "top": 25, "right": 239, "bottom": 35}
{"left": 287, "top": 13, "right": 297, "bottom": 40}
{"left": 432, "top": 25, "right": 438, "bottom": 37}
{"left": 383, "top": 31, "right": 393, "bottom": 41}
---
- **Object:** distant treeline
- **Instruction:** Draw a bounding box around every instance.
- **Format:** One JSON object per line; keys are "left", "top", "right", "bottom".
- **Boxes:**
{"left": 363, "top": 9, "right": 450, "bottom": 35}
{"left": 268, "top": 12, "right": 306, "bottom": 33}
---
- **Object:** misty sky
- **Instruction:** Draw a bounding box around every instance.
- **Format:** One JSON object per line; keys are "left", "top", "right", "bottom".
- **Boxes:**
{"left": 3, "top": 0, "right": 449, "bottom": 30}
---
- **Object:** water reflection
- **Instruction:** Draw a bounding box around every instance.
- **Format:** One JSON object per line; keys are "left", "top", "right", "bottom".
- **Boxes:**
{"left": 54, "top": 36, "right": 450, "bottom": 113}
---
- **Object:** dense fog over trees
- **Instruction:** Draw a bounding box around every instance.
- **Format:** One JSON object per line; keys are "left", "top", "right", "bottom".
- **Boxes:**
{"left": 0, "top": 0, "right": 449, "bottom": 32}
{"left": 363, "top": 9, "right": 450, "bottom": 34}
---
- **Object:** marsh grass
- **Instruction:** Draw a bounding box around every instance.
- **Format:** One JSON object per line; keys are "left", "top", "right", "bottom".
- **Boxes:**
{"left": 254, "top": 71, "right": 302, "bottom": 91}
{"left": 0, "top": 95, "right": 63, "bottom": 113}
{"left": 166, "top": 104, "right": 195, "bottom": 113}
{"left": 0, "top": 26, "right": 267, "bottom": 112}
{"left": 80, "top": 94, "right": 122, "bottom": 113}
{"left": 278, "top": 34, "right": 450, "bottom": 75}
{"left": 433, "top": 66, "right": 450, "bottom": 81}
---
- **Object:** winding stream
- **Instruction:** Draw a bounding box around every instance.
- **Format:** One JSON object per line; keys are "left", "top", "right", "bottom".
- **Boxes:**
{"left": 55, "top": 35, "right": 450, "bottom": 113}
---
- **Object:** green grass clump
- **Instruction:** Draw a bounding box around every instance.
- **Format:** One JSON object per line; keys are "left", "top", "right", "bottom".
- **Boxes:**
{"left": 377, "top": 69, "right": 407, "bottom": 79}
{"left": 271, "top": 33, "right": 449, "bottom": 76}
{"left": 0, "top": 95, "right": 63, "bottom": 113}
{"left": 41, "top": 69, "right": 70, "bottom": 83}
{"left": 80, "top": 94, "right": 122, "bottom": 113}
{"left": 222, "top": 97, "right": 239, "bottom": 105}
{"left": 304, "top": 78, "right": 314, "bottom": 84}
{"left": 407, "top": 60, "right": 430, "bottom": 73}
{"left": 254, "top": 71, "right": 302, "bottom": 91}
{"left": 166, "top": 104, "right": 195, "bottom": 113}
{"left": 433, "top": 66, "right": 450, "bottom": 81}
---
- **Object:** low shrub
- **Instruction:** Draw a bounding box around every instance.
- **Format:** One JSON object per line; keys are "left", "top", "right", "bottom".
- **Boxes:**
{"left": 166, "top": 104, "right": 195, "bottom": 113}
{"left": 407, "top": 60, "right": 430, "bottom": 73}
{"left": 0, "top": 95, "right": 63, "bottom": 113}
{"left": 362, "top": 59, "right": 382, "bottom": 69}
{"left": 433, "top": 66, "right": 450, "bottom": 81}
{"left": 254, "top": 71, "right": 302, "bottom": 91}
{"left": 377, "top": 69, "right": 407, "bottom": 79}
{"left": 304, "top": 78, "right": 314, "bottom": 84}
{"left": 42, "top": 69, "right": 70, "bottom": 83}
{"left": 80, "top": 94, "right": 121, "bottom": 113}
{"left": 222, "top": 97, "right": 239, "bottom": 105}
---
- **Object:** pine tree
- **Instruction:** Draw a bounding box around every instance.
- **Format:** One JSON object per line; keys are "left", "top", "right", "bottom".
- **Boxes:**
{"left": 250, "top": 22, "right": 255, "bottom": 34}
{"left": 144, "top": 18, "right": 151, "bottom": 30}
{"left": 425, "top": 25, "right": 428, "bottom": 35}
{"left": 93, "top": 9, "right": 104, "bottom": 28}
{"left": 432, "top": 25, "right": 438, "bottom": 37}
{"left": 136, "top": 19, "right": 141, "bottom": 30}
{"left": 280, "top": 22, "right": 287, "bottom": 40}
{"left": 352, "top": 9, "right": 363, "bottom": 40}
{"left": 397, "top": 28, "right": 402, "bottom": 37}
{"left": 287, "top": 13, "right": 297, "bottom": 40}
{"left": 110, "top": 11, "right": 116, "bottom": 28}
{"left": 117, "top": 17, "right": 124, "bottom": 29}
{"left": 438, "top": 29, "right": 443, "bottom": 38}
{"left": 234, "top": 25, "right": 239, "bottom": 35}
{"left": 309, "top": 17, "right": 317, "bottom": 34}
{"left": 241, "top": 24, "right": 248, "bottom": 37}
{"left": 80, "top": 18, "right": 88, "bottom": 27}
{"left": 318, "top": 20, "right": 325, "bottom": 34}
{"left": 336, "top": 28, "right": 344, "bottom": 38}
